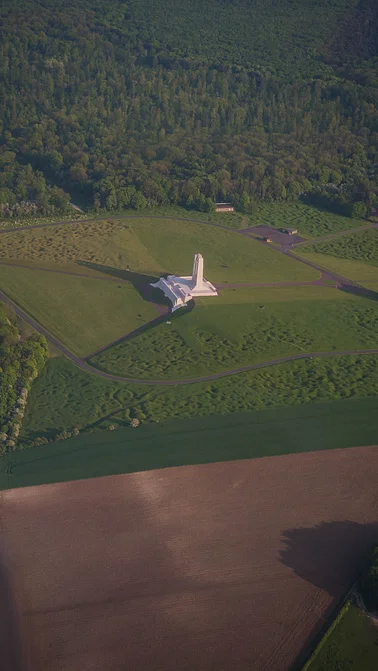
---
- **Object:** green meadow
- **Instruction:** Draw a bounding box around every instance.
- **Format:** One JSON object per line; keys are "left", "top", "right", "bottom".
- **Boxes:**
{"left": 295, "top": 252, "right": 378, "bottom": 289}
{"left": 91, "top": 289, "right": 378, "bottom": 379}
{"left": 0, "top": 264, "right": 158, "bottom": 356}
{"left": 19, "top": 354, "right": 378, "bottom": 444}
{"left": 307, "top": 603, "right": 378, "bottom": 671}
{"left": 0, "top": 216, "right": 317, "bottom": 283}
{"left": 301, "top": 229, "right": 378, "bottom": 266}
{"left": 4, "top": 395, "right": 378, "bottom": 491}
{"left": 250, "top": 202, "right": 364, "bottom": 238}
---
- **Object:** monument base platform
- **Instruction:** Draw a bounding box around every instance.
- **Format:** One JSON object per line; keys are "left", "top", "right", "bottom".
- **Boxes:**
{"left": 151, "top": 274, "right": 218, "bottom": 312}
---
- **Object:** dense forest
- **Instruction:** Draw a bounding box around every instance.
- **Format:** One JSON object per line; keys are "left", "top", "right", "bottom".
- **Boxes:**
{"left": 0, "top": 0, "right": 377, "bottom": 216}
{"left": 0, "top": 307, "right": 49, "bottom": 453}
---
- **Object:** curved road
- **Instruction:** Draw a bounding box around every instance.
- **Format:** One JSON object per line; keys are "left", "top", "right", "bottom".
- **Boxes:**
{"left": 1, "top": 213, "right": 377, "bottom": 386}
{"left": 1, "top": 287, "right": 377, "bottom": 386}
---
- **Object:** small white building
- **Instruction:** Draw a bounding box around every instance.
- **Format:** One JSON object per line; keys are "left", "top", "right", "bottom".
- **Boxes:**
{"left": 151, "top": 253, "right": 218, "bottom": 312}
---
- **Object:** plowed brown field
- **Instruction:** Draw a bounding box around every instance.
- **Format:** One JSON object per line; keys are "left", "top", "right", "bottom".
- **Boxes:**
{"left": 2, "top": 445, "right": 378, "bottom": 671}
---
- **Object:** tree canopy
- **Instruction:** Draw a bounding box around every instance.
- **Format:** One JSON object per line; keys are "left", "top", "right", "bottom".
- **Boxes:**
{"left": 0, "top": 0, "right": 377, "bottom": 215}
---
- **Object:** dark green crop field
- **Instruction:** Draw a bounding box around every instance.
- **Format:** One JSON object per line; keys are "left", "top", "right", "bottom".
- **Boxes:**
{"left": 307, "top": 603, "right": 378, "bottom": 671}
{"left": 3, "top": 395, "right": 378, "bottom": 491}
{"left": 18, "top": 354, "right": 378, "bottom": 446}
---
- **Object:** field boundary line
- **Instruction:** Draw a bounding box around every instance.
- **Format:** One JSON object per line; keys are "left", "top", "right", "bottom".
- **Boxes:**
{"left": 300, "top": 599, "right": 352, "bottom": 670}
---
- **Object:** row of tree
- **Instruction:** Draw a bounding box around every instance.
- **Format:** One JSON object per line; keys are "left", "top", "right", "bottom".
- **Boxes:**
{"left": 0, "top": 306, "right": 49, "bottom": 452}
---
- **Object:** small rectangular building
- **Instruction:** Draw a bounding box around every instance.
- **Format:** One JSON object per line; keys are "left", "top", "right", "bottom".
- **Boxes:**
{"left": 215, "top": 202, "right": 234, "bottom": 213}
{"left": 281, "top": 227, "right": 298, "bottom": 235}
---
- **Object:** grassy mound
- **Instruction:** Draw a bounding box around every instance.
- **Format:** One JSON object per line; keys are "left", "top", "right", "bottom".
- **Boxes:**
{"left": 18, "top": 354, "right": 378, "bottom": 444}
{"left": 90, "top": 291, "right": 378, "bottom": 379}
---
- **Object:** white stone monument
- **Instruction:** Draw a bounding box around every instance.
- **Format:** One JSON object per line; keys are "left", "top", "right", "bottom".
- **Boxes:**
{"left": 151, "top": 253, "right": 218, "bottom": 312}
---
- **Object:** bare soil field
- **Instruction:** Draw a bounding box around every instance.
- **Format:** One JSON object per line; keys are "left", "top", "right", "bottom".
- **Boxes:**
{"left": 2, "top": 446, "right": 378, "bottom": 671}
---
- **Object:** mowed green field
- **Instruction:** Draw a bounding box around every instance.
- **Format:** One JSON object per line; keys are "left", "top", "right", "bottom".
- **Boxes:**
{"left": 4, "top": 395, "right": 378, "bottom": 491}
{"left": 307, "top": 604, "right": 378, "bottom": 671}
{"left": 91, "top": 288, "right": 378, "bottom": 379}
{"left": 19, "top": 354, "right": 378, "bottom": 442}
{"left": 295, "top": 252, "right": 378, "bottom": 289}
{"left": 0, "top": 219, "right": 165, "bottom": 275}
{"left": 127, "top": 217, "right": 318, "bottom": 282}
{"left": 0, "top": 217, "right": 318, "bottom": 283}
{"left": 250, "top": 202, "right": 364, "bottom": 238}
{"left": 0, "top": 265, "right": 158, "bottom": 356}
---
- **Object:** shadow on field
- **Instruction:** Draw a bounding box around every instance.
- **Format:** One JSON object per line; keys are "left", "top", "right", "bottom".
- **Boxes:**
{"left": 77, "top": 261, "right": 170, "bottom": 308}
{"left": 280, "top": 520, "right": 378, "bottom": 597}
{"left": 84, "top": 297, "right": 195, "bottom": 361}
{"left": 339, "top": 283, "right": 378, "bottom": 302}
{"left": 0, "top": 542, "right": 26, "bottom": 671}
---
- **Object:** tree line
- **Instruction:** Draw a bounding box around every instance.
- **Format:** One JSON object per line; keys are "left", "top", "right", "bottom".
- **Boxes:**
{"left": 0, "top": 0, "right": 377, "bottom": 218}
{"left": 0, "top": 305, "right": 49, "bottom": 453}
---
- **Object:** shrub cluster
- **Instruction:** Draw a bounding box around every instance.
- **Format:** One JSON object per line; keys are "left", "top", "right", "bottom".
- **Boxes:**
{"left": 0, "top": 305, "right": 49, "bottom": 452}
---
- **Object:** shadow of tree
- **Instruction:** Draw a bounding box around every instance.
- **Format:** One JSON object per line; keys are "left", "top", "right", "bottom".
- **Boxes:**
{"left": 77, "top": 261, "right": 171, "bottom": 307}
{"left": 280, "top": 520, "right": 378, "bottom": 597}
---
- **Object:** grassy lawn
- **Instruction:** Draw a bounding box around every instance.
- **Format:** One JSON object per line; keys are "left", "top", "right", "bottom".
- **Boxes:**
{"left": 19, "top": 354, "right": 378, "bottom": 444}
{"left": 126, "top": 217, "right": 318, "bottom": 282}
{"left": 3, "top": 395, "right": 378, "bottom": 490}
{"left": 0, "top": 265, "right": 158, "bottom": 356}
{"left": 300, "top": 229, "right": 378, "bottom": 266}
{"left": 307, "top": 604, "right": 378, "bottom": 671}
{"left": 294, "top": 252, "right": 378, "bottom": 288}
{"left": 90, "top": 290, "right": 378, "bottom": 379}
{"left": 0, "top": 216, "right": 317, "bottom": 283}
{"left": 250, "top": 202, "right": 364, "bottom": 238}
{"left": 0, "top": 219, "right": 165, "bottom": 275}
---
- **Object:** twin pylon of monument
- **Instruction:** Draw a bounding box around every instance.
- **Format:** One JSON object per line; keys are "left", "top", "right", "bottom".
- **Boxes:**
{"left": 151, "top": 253, "right": 218, "bottom": 312}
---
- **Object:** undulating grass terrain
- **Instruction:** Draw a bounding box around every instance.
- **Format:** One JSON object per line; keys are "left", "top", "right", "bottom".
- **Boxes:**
{"left": 0, "top": 219, "right": 165, "bottom": 275}
{"left": 250, "top": 202, "right": 364, "bottom": 238}
{"left": 91, "top": 291, "right": 378, "bottom": 379}
{"left": 301, "top": 229, "right": 378, "bottom": 265}
{"left": 0, "top": 216, "right": 317, "bottom": 282}
{"left": 294, "top": 252, "right": 378, "bottom": 289}
{"left": 20, "top": 354, "right": 378, "bottom": 444}
{"left": 3, "top": 395, "right": 378, "bottom": 491}
{"left": 0, "top": 265, "right": 158, "bottom": 356}
{"left": 307, "top": 604, "right": 378, "bottom": 671}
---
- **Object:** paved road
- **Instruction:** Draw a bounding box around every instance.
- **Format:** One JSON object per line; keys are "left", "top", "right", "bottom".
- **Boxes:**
{"left": 1, "top": 212, "right": 377, "bottom": 385}
{"left": 1, "top": 287, "right": 377, "bottom": 386}
{"left": 0, "top": 213, "right": 232, "bottom": 236}
{"left": 291, "top": 222, "right": 378, "bottom": 248}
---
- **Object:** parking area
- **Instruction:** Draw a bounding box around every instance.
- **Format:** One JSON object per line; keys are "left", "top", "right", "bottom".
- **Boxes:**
{"left": 243, "top": 224, "right": 306, "bottom": 246}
